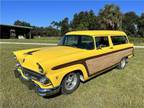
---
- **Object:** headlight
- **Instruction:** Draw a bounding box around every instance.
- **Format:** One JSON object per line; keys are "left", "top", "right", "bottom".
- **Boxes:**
{"left": 39, "top": 77, "right": 50, "bottom": 84}
{"left": 37, "top": 63, "right": 44, "bottom": 74}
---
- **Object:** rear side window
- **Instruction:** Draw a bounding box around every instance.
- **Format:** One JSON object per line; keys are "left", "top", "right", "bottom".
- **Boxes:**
{"left": 95, "top": 37, "right": 109, "bottom": 48}
{"left": 111, "top": 36, "right": 128, "bottom": 45}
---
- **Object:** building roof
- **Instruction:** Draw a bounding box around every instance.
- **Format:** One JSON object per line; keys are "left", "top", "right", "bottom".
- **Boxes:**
{"left": 0, "top": 24, "right": 32, "bottom": 29}
{"left": 66, "top": 30, "right": 127, "bottom": 36}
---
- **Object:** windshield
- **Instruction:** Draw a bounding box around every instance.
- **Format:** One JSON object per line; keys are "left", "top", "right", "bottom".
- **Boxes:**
{"left": 58, "top": 35, "right": 94, "bottom": 50}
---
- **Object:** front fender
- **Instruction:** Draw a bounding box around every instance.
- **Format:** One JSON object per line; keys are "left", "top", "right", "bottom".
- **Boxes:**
{"left": 46, "top": 64, "right": 89, "bottom": 87}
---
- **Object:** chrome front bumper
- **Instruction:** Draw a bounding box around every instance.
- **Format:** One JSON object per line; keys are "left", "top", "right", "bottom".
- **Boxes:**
{"left": 14, "top": 68, "right": 60, "bottom": 97}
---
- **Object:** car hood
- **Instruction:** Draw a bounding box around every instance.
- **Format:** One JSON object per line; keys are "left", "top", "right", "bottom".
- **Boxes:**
{"left": 25, "top": 46, "right": 84, "bottom": 61}
{"left": 14, "top": 46, "right": 85, "bottom": 73}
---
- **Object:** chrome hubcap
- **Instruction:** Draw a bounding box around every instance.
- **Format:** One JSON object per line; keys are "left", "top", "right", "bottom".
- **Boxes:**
{"left": 65, "top": 73, "right": 77, "bottom": 90}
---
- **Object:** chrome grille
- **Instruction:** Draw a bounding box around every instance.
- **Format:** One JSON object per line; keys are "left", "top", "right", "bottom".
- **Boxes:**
{"left": 22, "top": 67, "right": 44, "bottom": 81}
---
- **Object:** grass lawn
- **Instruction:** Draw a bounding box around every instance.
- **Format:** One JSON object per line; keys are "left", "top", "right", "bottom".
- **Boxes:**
{"left": 128, "top": 37, "right": 144, "bottom": 46}
{"left": 0, "top": 37, "right": 60, "bottom": 43}
{"left": 0, "top": 36, "right": 144, "bottom": 46}
{"left": 0, "top": 44, "right": 144, "bottom": 108}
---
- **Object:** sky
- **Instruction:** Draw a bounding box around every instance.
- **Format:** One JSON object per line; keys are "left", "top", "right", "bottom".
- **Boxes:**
{"left": 1, "top": 0, "right": 144, "bottom": 27}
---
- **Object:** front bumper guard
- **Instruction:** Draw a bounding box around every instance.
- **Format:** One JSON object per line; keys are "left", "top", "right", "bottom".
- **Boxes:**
{"left": 14, "top": 68, "right": 60, "bottom": 97}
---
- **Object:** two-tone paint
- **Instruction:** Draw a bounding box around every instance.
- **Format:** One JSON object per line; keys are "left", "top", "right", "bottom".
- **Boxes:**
{"left": 13, "top": 30, "right": 134, "bottom": 94}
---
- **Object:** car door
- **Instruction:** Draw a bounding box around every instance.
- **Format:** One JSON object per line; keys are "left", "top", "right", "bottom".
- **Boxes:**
{"left": 109, "top": 36, "right": 133, "bottom": 63}
{"left": 85, "top": 36, "right": 115, "bottom": 75}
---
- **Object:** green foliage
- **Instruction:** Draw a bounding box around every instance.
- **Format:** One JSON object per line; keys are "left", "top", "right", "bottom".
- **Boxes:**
{"left": 31, "top": 26, "right": 60, "bottom": 37}
{"left": 51, "top": 21, "right": 61, "bottom": 29}
{"left": 122, "top": 12, "right": 139, "bottom": 36}
{"left": 138, "top": 13, "right": 144, "bottom": 37}
{"left": 71, "top": 10, "right": 97, "bottom": 30}
{"left": 98, "top": 4, "right": 122, "bottom": 30}
{"left": 14, "top": 20, "right": 31, "bottom": 27}
{"left": 13, "top": 4, "right": 144, "bottom": 37}
{"left": 60, "top": 17, "right": 69, "bottom": 35}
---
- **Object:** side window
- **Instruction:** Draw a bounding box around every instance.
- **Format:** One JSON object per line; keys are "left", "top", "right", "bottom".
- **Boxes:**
{"left": 111, "top": 36, "right": 128, "bottom": 45}
{"left": 95, "top": 37, "right": 109, "bottom": 48}
{"left": 80, "top": 36, "right": 94, "bottom": 50}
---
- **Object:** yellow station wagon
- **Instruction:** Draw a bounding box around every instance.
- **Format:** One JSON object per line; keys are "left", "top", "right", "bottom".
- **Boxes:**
{"left": 13, "top": 30, "right": 134, "bottom": 97}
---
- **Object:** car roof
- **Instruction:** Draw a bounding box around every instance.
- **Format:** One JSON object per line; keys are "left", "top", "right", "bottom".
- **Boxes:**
{"left": 66, "top": 30, "right": 127, "bottom": 36}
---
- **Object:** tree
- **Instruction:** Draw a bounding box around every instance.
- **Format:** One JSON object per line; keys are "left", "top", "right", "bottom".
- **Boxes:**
{"left": 86, "top": 10, "right": 98, "bottom": 30}
{"left": 138, "top": 13, "right": 144, "bottom": 37}
{"left": 98, "top": 4, "right": 122, "bottom": 30}
{"left": 31, "top": 26, "right": 60, "bottom": 37}
{"left": 60, "top": 17, "right": 69, "bottom": 35}
{"left": 71, "top": 10, "right": 98, "bottom": 30}
{"left": 122, "top": 12, "right": 139, "bottom": 36}
{"left": 45, "top": 26, "right": 61, "bottom": 36}
{"left": 71, "top": 11, "right": 89, "bottom": 30}
{"left": 51, "top": 21, "right": 61, "bottom": 29}
{"left": 14, "top": 4, "right": 144, "bottom": 38}
{"left": 14, "top": 20, "right": 31, "bottom": 27}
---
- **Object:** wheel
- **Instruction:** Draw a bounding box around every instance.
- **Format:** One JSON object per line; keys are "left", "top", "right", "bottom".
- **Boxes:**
{"left": 61, "top": 72, "right": 80, "bottom": 94}
{"left": 117, "top": 58, "right": 127, "bottom": 69}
